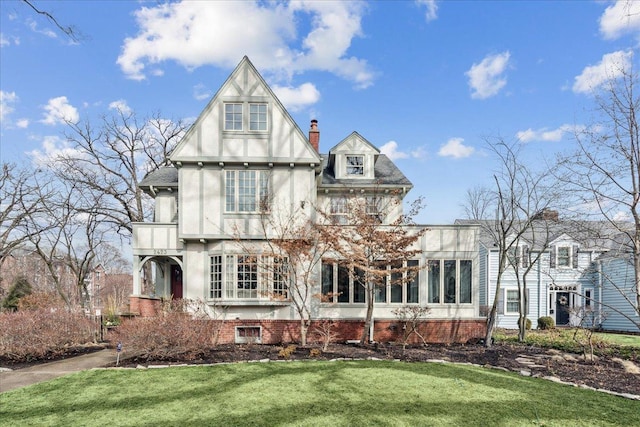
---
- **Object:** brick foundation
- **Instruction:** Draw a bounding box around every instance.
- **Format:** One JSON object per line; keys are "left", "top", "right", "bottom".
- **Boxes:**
{"left": 127, "top": 296, "right": 486, "bottom": 344}
{"left": 207, "top": 318, "right": 485, "bottom": 345}
{"left": 129, "top": 296, "right": 162, "bottom": 317}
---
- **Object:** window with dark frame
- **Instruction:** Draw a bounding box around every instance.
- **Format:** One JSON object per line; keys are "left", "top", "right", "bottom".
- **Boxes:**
{"left": 346, "top": 155, "right": 364, "bottom": 175}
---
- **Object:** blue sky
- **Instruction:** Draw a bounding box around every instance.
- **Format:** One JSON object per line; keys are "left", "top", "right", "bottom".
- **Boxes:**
{"left": 1, "top": 0, "right": 639, "bottom": 224}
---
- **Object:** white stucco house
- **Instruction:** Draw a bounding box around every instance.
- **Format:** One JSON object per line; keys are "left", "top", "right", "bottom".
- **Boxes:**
{"left": 130, "top": 56, "right": 485, "bottom": 344}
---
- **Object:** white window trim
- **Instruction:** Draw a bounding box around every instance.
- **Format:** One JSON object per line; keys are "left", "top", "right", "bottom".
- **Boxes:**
{"left": 235, "top": 326, "right": 262, "bottom": 344}
{"left": 556, "top": 245, "right": 572, "bottom": 268}
{"left": 249, "top": 103, "right": 268, "bottom": 131}
{"left": 505, "top": 289, "right": 519, "bottom": 315}
{"left": 210, "top": 254, "right": 289, "bottom": 301}
{"left": 224, "top": 103, "right": 243, "bottom": 131}
{"left": 345, "top": 155, "right": 365, "bottom": 176}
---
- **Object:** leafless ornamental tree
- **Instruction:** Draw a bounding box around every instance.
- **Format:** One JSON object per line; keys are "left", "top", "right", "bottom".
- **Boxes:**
{"left": 465, "top": 140, "right": 556, "bottom": 346}
{"left": 557, "top": 67, "right": 640, "bottom": 323}
{"left": 319, "top": 193, "right": 426, "bottom": 344}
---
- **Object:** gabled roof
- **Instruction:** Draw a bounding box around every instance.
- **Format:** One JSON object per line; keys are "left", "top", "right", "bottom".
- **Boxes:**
{"left": 455, "top": 218, "right": 630, "bottom": 252}
{"left": 170, "top": 56, "right": 320, "bottom": 164}
{"left": 320, "top": 153, "right": 412, "bottom": 187}
{"left": 328, "top": 131, "right": 380, "bottom": 154}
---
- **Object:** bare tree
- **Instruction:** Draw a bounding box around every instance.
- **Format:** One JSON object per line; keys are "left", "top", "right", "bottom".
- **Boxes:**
{"left": 319, "top": 192, "right": 426, "bottom": 344}
{"left": 556, "top": 66, "right": 640, "bottom": 322}
{"left": 41, "top": 110, "right": 188, "bottom": 294}
{"left": 24, "top": 175, "right": 108, "bottom": 309}
{"left": 464, "top": 139, "right": 556, "bottom": 346}
{"left": 0, "top": 164, "right": 54, "bottom": 292}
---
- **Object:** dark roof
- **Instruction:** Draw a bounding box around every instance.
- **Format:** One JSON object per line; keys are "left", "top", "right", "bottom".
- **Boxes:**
{"left": 139, "top": 166, "right": 178, "bottom": 189}
{"left": 455, "top": 218, "right": 632, "bottom": 252}
{"left": 319, "top": 154, "right": 412, "bottom": 188}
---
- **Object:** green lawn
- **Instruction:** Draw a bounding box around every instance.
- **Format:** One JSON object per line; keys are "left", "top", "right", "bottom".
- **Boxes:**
{"left": 595, "top": 332, "right": 640, "bottom": 347}
{"left": 1, "top": 361, "right": 638, "bottom": 426}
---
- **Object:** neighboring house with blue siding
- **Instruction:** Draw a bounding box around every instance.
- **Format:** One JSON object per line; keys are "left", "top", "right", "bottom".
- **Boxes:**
{"left": 459, "top": 213, "right": 619, "bottom": 330}
{"left": 595, "top": 253, "right": 640, "bottom": 332}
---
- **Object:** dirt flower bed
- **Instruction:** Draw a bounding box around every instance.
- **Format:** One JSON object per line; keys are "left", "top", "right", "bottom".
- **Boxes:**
{"left": 120, "top": 342, "right": 640, "bottom": 397}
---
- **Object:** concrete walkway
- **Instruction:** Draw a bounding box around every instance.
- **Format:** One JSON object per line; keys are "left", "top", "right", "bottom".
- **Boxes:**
{"left": 0, "top": 348, "right": 122, "bottom": 393}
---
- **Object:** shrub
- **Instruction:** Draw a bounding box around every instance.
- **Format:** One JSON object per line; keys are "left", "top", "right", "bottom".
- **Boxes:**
{"left": 309, "top": 348, "right": 322, "bottom": 358}
{"left": 112, "top": 311, "right": 221, "bottom": 361}
{"left": 538, "top": 316, "right": 555, "bottom": 330}
{"left": 278, "top": 345, "right": 297, "bottom": 360}
{"left": 525, "top": 318, "right": 532, "bottom": 330}
{"left": 0, "top": 308, "right": 96, "bottom": 361}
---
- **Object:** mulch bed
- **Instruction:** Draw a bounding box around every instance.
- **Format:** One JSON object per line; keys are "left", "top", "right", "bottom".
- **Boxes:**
{"left": 2, "top": 341, "right": 637, "bottom": 397}
{"left": 119, "top": 342, "right": 640, "bottom": 397}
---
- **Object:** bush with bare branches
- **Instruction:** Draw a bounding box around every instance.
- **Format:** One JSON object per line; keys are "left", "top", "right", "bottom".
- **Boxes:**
{"left": 0, "top": 307, "right": 95, "bottom": 361}
{"left": 112, "top": 299, "right": 225, "bottom": 361}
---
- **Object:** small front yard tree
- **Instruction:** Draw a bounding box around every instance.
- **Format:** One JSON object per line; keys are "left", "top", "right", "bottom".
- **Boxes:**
{"left": 234, "top": 201, "right": 332, "bottom": 346}
{"left": 319, "top": 191, "right": 426, "bottom": 344}
{"left": 464, "top": 139, "right": 557, "bottom": 346}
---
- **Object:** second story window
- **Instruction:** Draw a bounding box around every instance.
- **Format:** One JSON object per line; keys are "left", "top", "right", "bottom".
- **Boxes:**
{"left": 330, "top": 197, "right": 348, "bottom": 224}
{"left": 224, "top": 103, "right": 243, "bottom": 130}
{"left": 346, "top": 155, "right": 364, "bottom": 175}
{"left": 557, "top": 246, "right": 571, "bottom": 267}
{"left": 249, "top": 103, "right": 267, "bottom": 131}
{"left": 225, "top": 170, "right": 269, "bottom": 213}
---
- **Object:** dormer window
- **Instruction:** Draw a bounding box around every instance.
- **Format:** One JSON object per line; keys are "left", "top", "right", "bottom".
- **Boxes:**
{"left": 346, "top": 155, "right": 364, "bottom": 175}
{"left": 557, "top": 246, "right": 571, "bottom": 267}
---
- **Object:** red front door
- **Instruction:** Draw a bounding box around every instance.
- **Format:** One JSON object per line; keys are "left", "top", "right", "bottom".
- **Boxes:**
{"left": 171, "top": 265, "right": 183, "bottom": 299}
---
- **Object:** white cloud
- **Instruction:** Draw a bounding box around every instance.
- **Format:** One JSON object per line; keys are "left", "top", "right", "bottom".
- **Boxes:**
{"left": 380, "top": 141, "right": 409, "bottom": 160}
{"left": 438, "top": 138, "right": 475, "bottom": 158}
{"left": 0, "top": 33, "right": 8, "bottom": 47}
{"left": 27, "top": 19, "right": 57, "bottom": 39}
{"left": 416, "top": 0, "right": 438, "bottom": 22}
{"left": 117, "top": 1, "right": 373, "bottom": 89}
{"left": 15, "top": 118, "right": 29, "bottom": 129}
{"left": 0, "top": 90, "right": 18, "bottom": 122}
{"left": 465, "top": 51, "right": 511, "bottom": 99}
{"left": 193, "top": 83, "right": 211, "bottom": 101}
{"left": 599, "top": 0, "right": 640, "bottom": 40}
{"left": 108, "top": 99, "right": 132, "bottom": 115}
{"left": 41, "top": 96, "right": 79, "bottom": 125}
{"left": 516, "top": 124, "right": 584, "bottom": 143}
{"left": 272, "top": 83, "right": 321, "bottom": 112}
{"left": 28, "top": 135, "right": 83, "bottom": 166}
{"left": 572, "top": 50, "right": 633, "bottom": 94}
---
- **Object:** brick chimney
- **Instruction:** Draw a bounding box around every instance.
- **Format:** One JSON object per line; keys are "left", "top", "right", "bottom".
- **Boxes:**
{"left": 309, "top": 119, "right": 319, "bottom": 152}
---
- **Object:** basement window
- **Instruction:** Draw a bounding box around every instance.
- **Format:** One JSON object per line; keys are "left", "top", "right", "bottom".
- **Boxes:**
{"left": 235, "top": 326, "right": 262, "bottom": 344}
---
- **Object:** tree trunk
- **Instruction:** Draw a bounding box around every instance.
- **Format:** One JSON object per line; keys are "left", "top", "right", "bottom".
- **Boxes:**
{"left": 360, "top": 284, "right": 374, "bottom": 344}
{"left": 518, "top": 279, "right": 528, "bottom": 342}
{"left": 300, "top": 318, "right": 309, "bottom": 347}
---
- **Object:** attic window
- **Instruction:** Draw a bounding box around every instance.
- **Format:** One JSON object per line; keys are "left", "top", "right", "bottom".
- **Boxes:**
{"left": 346, "top": 155, "right": 364, "bottom": 175}
{"left": 249, "top": 103, "right": 267, "bottom": 131}
{"left": 224, "top": 103, "right": 242, "bottom": 130}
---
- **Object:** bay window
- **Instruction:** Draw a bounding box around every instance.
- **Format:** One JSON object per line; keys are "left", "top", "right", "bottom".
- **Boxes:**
{"left": 209, "top": 255, "right": 289, "bottom": 300}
